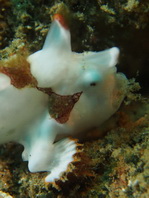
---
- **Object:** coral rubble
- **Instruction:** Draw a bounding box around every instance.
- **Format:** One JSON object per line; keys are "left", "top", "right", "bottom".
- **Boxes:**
{"left": 0, "top": 0, "right": 148, "bottom": 197}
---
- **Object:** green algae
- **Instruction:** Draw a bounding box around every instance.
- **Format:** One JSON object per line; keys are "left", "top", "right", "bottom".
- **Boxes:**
{"left": 0, "top": 0, "right": 149, "bottom": 197}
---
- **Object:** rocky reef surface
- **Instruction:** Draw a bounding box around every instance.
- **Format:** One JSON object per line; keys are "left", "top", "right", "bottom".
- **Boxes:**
{"left": 0, "top": 0, "right": 148, "bottom": 197}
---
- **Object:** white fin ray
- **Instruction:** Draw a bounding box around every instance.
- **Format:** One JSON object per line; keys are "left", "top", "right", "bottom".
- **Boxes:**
{"left": 43, "top": 20, "right": 71, "bottom": 52}
{"left": 82, "top": 47, "right": 120, "bottom": 68}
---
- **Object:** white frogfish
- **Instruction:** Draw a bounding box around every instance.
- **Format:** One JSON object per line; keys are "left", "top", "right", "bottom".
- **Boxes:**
{"left": 0, "top": 14, "right": 127, "bottom": 182}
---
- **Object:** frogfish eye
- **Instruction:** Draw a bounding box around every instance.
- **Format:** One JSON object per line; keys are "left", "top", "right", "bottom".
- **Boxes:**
{"left": 83, "top": 70, "right": 102, "bottom": 87}
{"left": 90, "top": 82, "right": 96, "bottom": 86}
